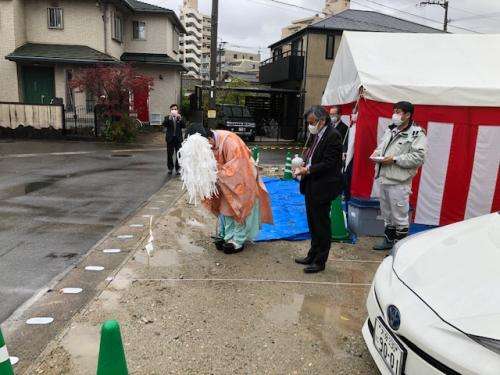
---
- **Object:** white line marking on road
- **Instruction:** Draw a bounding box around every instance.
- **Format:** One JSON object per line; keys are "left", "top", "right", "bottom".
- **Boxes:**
{"left": 103, "top": 248, "right": 122, "bottom": 253}
{"left": 60, "top": 288, "right": 83, "bottom": 294}
{"left": 10, "top": 356, "right": 19, "bottom": 365}
{"left": 26, "top": 317, "right": 54, "bottom": 325}
{"left": 85, "top": 266, "right": 104, "bottom": 271}
{"left": 117, "top": 235, "right": 134, "bottom": 239}
{"left": 332, "top": 259, "right": 381, "bottom": 264}
{"left": 132, "top": 278, "right": 371, "bottom": 287}
{"left": 129, "top": 224, "right": 144, "bottom": 228}
{"left": 142, "top": 215, "right": 153, "bottom": 218}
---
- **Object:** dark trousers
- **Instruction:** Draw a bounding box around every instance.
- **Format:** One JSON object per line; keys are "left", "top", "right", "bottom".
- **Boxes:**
{"left": 167, "top": 138, "right": 182, "bottom": 172}
{"left": 305, "top": 193, "right": 332, "bottom": 266}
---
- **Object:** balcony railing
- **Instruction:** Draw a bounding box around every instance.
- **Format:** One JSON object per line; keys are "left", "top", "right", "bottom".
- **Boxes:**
{"left": 259, "top": 50, "right": 304, "bottom": 84}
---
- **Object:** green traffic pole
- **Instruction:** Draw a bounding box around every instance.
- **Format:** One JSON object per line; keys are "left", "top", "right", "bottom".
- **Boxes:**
{"left": 0, "top": 328, "right": 14, "bottom": 375}
{"left": 331, "top": 196, "right": 350, "bottom": 241}
{"left": 283, "top": 151, "right": 293, "bottom": 180}
{"left": 96, "top": 320, "right": 128, "bottom": 375}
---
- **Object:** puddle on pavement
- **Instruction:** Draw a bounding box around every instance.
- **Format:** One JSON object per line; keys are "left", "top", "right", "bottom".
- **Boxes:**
{"left": 61, "top": 322, "right": 100, "bottom": 374}
{"left": 0, "top": 179, "right": 58, "bottom": 200}
{"left": 265, "top": 293, "right": 362, "bottom": 332}
{"left": 134, "top": 248, "right": 179, "bottom": 267}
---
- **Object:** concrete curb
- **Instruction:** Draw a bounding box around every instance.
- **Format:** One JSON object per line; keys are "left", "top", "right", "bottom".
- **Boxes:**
{"left": 4, "top": 179, "right": 185, "bottom": 374}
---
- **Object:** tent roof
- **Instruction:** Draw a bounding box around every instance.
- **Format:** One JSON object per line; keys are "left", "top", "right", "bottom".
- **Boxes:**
{"left": 322, "top": 32, "right": 500, "bottom": 107}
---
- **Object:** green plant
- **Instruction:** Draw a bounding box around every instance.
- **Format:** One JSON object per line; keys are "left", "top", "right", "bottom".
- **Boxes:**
{"left": 104, "top": 116, "right": 138, "bottom": 143}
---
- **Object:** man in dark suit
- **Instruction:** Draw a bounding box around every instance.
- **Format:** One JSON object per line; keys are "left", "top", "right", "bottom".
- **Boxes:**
{"left": 163, "top": 104, "right": 185, "bottom": 175}
{"left": 294, "top": 106, "right": 343, "bottom": 273}
{"left": 329, "top": 106, "right": 349, "bottom": 147}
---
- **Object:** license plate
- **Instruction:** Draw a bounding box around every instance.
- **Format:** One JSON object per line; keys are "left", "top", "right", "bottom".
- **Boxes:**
{"left": 238, "top": 127, "right": 246, "bottom": 132}
{"left": 373, "top": 318, "right": 406, "bottom": 375}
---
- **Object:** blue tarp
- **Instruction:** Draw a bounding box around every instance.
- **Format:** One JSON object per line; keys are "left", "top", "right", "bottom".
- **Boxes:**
{"left": 256, "top": 178, "right": 310, "bottom": 241}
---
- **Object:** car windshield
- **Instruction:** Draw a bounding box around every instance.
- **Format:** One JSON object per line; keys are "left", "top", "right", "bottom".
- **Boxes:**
{"left": 222, "top": 106, "right": 232, "bottom": 117}
{"left": 232, "top": 106, "right": 243, "bottom": 117}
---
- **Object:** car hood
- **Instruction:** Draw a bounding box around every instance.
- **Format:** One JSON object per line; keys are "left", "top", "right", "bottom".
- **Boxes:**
{"left": 393, "top": 212, "right": 500, "bottom": 339}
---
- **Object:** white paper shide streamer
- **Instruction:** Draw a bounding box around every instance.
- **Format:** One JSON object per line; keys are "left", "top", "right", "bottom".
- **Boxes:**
{"left": 178, "top": 133, "right": 218, "bottom": 204}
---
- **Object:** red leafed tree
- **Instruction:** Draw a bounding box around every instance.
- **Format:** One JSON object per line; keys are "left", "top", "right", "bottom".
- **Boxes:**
{"left": 70, "top": 64, "right": 153, "bottom": 120}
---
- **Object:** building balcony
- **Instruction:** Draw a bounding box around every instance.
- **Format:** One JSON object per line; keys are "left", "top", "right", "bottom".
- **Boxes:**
{"left": 259, "top": 50, "right": 304, "bottom": 84}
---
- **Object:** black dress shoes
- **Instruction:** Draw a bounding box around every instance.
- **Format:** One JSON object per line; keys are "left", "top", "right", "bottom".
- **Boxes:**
{"left": 294, "top": 256, "right": 314, "bottom": 265}
{"left": 213, "top": 238, "right": 225, "bottom": 251}
{"left": 303, "top": 264, "right": 326, "bottom": 273}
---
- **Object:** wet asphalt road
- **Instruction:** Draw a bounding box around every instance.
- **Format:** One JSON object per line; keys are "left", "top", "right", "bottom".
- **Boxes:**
{"left": 0, "top": 140, "right": 169, "bottom": 323}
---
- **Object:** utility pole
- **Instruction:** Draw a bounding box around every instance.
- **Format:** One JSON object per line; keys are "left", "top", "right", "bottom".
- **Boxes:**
{"left": 208, "top": 0, "right": 219, "bottom": 126}
{"left": 420, "top": 0, "right": 449, "bottom": 31}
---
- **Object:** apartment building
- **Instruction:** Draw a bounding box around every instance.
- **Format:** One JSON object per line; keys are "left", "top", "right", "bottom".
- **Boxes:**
{"left": 0, "top": 0, "right": 186, "bottom": 124}
{"left": 281, "top": 0, "right": 350, "bottom": 38}
{"left": 179, "top": 0, "right": 204, "bottom": 79}
{"left": 219, "top": 49, "right": 260, "bottom": 83}
{"left": 201, "top": 14, "right": 212, "bottom": 81}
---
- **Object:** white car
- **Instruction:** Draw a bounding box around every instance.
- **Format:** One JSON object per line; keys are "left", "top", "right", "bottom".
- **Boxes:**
{"left": 363, "top": 212, "right": 500, "bottom": 375}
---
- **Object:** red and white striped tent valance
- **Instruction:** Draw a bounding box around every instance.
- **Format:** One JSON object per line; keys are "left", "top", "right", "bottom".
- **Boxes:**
{"left": 347, "top": 100, "right": 500, "bottom": 226}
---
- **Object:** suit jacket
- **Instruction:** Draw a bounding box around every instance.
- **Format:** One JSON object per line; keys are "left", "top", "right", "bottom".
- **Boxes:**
{"left": 334, "top": 120, "right": 349, "bottom": 152}
{"left": 163, "top": 115, "right": 185, "bottom": 143}
{"left": 300, "top": 124, "right": 343, "bottom": 204}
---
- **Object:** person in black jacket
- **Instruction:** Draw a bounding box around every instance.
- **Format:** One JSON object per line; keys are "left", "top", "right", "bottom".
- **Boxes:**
{"left": 163, "top": 104, "right": 185, "bottom": 175}
{"left": 294, "top": 106, "right": 343, "bottom": 273}
{"left": 329, "top": 106, "right": 349, "bottom": 147}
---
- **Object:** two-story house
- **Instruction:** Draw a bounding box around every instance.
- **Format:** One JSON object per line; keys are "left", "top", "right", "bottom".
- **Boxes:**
{"left": 0, "top": 0, "right": 186, "bottom": 124}
{"left": 260, "top": 9, "right": 442, "bottom": 113}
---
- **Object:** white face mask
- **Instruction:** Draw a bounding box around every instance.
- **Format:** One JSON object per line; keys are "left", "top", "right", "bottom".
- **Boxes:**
{"left": 392, "top": 113, "right": 403, "bottom": 126}
{"left": 308, "top": 121, "right": 320, "bottom": 135}
{"left": 171, "top": 109, "right": 179, "bottom": 117}
{"left": 330, "top": 115, "right": 339, "bottom": 123}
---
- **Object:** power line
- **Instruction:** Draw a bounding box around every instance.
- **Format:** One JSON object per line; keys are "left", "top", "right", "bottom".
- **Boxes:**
{"left": 350, "top": 0, "right": 481, "bottom": 33}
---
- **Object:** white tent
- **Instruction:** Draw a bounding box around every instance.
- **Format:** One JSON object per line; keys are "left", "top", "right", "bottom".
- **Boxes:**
{"left": 322, "top": 32, "right": 500, "bottom": 107}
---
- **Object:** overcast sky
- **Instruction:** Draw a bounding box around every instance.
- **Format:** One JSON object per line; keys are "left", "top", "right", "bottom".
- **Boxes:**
{"left": 147, "top": 0, "right": 500, "bottom": 58}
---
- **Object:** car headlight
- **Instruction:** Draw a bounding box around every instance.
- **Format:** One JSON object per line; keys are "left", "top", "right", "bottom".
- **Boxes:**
{"left": 468, "top": 335, "right": 500, "bottom": 355}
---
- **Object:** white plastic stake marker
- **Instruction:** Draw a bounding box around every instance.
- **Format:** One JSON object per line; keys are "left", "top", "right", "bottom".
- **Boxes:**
{"left": 117, "top": 235, "right": 133, "bottom": 239}
{"left": 10, "top": 356, "right": 19, "bottom": 365}
{"left": 61, "top": 288, "right": 83, "bottom": 294}
{"left": 26, "top": 317, "right": 53, "bottom": 325}
{"left": 85, "top": 266, "right": 104, "bottom": 271}
{"left": 103, "top": 248, "right": 121, "bottom": 254}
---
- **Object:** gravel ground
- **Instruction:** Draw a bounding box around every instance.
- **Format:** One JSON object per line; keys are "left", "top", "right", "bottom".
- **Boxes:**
{"left": 31, "top": 192, "right": 383, "bottom": 375}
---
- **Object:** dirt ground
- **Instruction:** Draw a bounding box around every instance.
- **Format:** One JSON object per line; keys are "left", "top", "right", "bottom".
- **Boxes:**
{"left": 31, "top": 194, "right": 383, "bottom": 374}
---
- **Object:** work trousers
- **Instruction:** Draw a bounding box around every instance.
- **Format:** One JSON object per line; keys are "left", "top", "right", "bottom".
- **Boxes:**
{"left": 167, "top": 138, "right": 182, "bottom": 172}
{"left": 305, "top": 194, "right": 332, "bottom": 266}
{"left": 379, "top": 183, "right": 410, "bottom": 240}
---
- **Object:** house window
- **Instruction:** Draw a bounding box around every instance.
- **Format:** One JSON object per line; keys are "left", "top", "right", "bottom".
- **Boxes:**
{"left": 273, "top": 47, "right": 283, "bottom": 61}
{"left": 233, "top": 54, "right": 237, "bottom": 59}
{"left": 291, "top": 38, "right": 303, "bottom": 55}
{"left": 48, "top": 7, "right": 63, "bottom": 29}
{"left": 132, "top": 21, "right": 146, "bottom": 40}
{"left": 250, "top": 56, "right": 254, "bottom": 60}
{"left": 326, "top": 34, "right": 335, "bottom": 60}
{"left": 113, "top": 13, "right": 123, "bottom": 42}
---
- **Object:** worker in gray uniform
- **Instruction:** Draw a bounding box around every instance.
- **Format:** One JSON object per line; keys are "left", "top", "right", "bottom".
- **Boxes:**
{"left": 371, "top": 101, "right": 427, "bottom": 251}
